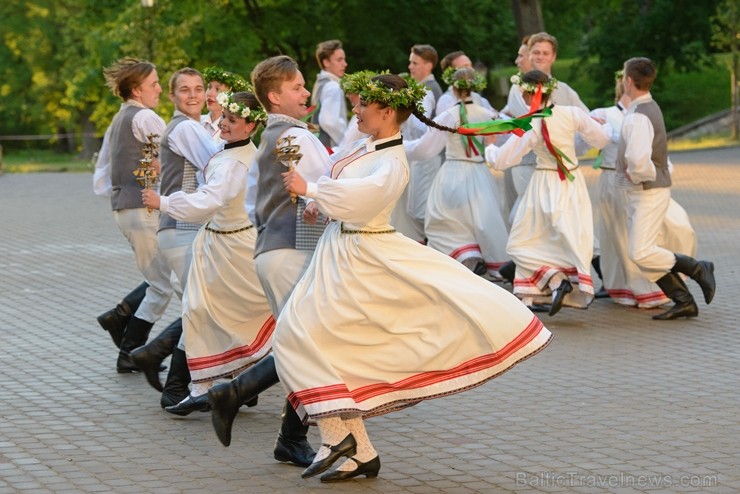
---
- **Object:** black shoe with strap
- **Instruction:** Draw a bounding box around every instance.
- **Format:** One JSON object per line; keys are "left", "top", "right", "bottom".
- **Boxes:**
{"left": 548, "top": 279, "right": 573, "bottom": 316}
{"left": 320, "top": 455, "right": 381, "bottom": 482}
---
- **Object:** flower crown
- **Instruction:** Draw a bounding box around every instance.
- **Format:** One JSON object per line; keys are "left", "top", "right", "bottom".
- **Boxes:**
{"left": 356, "top": 71, "right": 427, "bottom": 114}
{"left": 202, "top": 66, "right": 252, "bottom": 93}
{"left": 216, "top": 92, "right": 267, "bottom": 125}
{"left": 441, "top": 66, "right": 487, "bottom": 93}
{"left": 510, "top": 72, "right": 558, "bottom": 94}
{"left": 340, "top": 70, "right": 377, "bottom": 94}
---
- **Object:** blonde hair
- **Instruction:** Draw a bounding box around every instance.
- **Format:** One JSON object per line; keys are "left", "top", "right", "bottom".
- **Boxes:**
{"left": 251, "top": 55, "right": 299, "bottom": 112}
{"left": 103, "top": 57, "right": 156, "bottom": 101}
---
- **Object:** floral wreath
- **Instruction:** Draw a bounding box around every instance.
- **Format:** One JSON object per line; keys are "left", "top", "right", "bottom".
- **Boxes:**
{"left": 216, "top": 92, "right": 267, "bottom": 125}
{"left": 441, "top": 66, "right": 487, "bottom": 93}
{"left": 356, "top": 71, "right": 427, "bottom": 114}
{"left": 201, "top": 66, "right": 252, "bottom": 93}
{"left": 340, "top": 70, "right": 377, "bottom": 94}
{"left": 510, "top": 72, "right": 558, "bottom": 94}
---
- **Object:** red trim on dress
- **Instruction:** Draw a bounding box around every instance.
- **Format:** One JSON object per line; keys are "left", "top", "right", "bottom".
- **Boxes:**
{"left": 187, "top": 316, "right": 275, "bottom": 370}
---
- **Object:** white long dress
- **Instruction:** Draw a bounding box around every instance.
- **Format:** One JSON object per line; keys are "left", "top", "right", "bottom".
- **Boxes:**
{"left": 273, "top": 133, "right": 552, "bottom": 422}
{"left": 405, "top": 100, "right": 509, "bottom": 276}
{"left": 160, "top": 140, "right": 274, "bottom": 383}
{"left": 486, "top": 105, "right": 610, "bottom": 309}
{"left": 591, "top": 106, "right": 697, "bottom": 307}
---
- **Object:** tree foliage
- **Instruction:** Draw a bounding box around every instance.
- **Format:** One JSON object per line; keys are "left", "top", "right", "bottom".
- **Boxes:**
{"left": 0, "top": 0, "right": 729, "bottom": 154}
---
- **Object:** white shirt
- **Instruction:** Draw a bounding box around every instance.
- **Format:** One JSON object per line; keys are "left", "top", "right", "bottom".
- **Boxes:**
{"left": 620, "top": 93, "right": 659, "bottom": 184}
{"left": 436, "top": 88, "right": 494, "bottom": 116}
{"left": 312, "top": 70, "right": 348, "bottom": 147}
{"left": 485, "top": 105, "right": 610, "bottom": 171}
{"left": 168, "top": 110, "right": 222, "bottom": 184}
{"left": 94, "top": 101, "right": 166, "bottom": 196}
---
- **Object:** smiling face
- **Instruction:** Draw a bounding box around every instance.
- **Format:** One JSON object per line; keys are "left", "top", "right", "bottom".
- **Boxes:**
{"left": 323, "top": 48, "right": 347, "bottom": 78}
{"left": 169, "top": 73, "right": 206, "bottom": 120}
{"left": 353, "top": 99, "right": 397, "bottom": 140}
{"left": 219, "top": 111, "right": 255, "bottom": 143}
{"left": 528, "top": 41, "right": 556, "bottom": 75}
{"left": 206, "top": 81, "right": 228, "bottom": 116}
{"left": 268, "top": 71, "right": 311, "bottom": 120}
{"left": 132, "top": 69, "right": 162, "bottom": 109}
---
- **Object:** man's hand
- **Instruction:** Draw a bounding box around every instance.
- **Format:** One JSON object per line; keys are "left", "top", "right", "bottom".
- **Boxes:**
{"left": 141, "top": 189, "right": 161, "bottom": 210}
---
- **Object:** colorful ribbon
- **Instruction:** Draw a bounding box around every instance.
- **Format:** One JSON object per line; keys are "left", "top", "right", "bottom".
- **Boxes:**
{"left": 541, "top": 118, "right": 576, "bottom": 182}
{"left": 458, "top": 106, "right": 553, "bottom": 137}
{"left": 458, "top": 102, "right": 485, "bottom": 157}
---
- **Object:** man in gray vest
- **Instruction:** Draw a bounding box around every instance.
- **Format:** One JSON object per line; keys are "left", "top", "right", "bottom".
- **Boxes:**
{"left": 208, "top": 55, "right": 331, "bottom": 467}
{"left": 392, "top": 43, "right": 443, "bottom": 242}
{"left": 310, "top": 39, "right": 348, "bottom": 151}
{"left": 131, "top": 68, "right": 221, "bottom": 412}
{"left": 103, "top": 57, "right": 174, "bottom": 373}
{"left": 617, "top": 57, "right": 715, "bottom": 320}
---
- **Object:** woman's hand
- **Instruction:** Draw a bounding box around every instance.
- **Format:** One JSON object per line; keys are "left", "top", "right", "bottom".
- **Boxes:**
{"left": 282, "top": 170, "right": 307, "bottom": 196}
{"left": 141, "top": 189, "right": 161, "bottom": 210}
{"left": 303, "top": 201, "right": 319, "bottom": 224}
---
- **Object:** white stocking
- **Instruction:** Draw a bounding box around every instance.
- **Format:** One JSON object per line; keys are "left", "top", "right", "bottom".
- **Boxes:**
{"left": 314, "top": 416, "right": 351, "bottom": 462}
{"left": 190, "top": 380, "right": 213, "bottom": 397}
{"left": 336, "top": 415, "right": 377, "bottom": 471}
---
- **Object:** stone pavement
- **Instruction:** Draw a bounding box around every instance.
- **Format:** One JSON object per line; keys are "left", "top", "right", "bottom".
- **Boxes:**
{"left": 0, "top": 147, "right": 738, "bottom": 494}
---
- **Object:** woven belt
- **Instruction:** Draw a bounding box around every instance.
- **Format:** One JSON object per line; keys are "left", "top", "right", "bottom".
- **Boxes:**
{"left": 340, "top": 223, "right": 396, "bottom": 235}
{"left": 535, "top": 165, "right": 580, "bottom": 171}
{"left": 204, "top": 223, "right": 254, "bottom": 235}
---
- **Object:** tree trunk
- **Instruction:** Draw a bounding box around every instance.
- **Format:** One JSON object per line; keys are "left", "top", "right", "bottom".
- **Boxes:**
{"left": 511, "top": 0, "right": 545, "bottom": 41}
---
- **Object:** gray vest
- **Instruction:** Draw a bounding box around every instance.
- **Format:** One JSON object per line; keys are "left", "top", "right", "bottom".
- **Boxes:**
{"left": 310, "top": 76, "right": 346, "bottom": 148}
{"left": 254, "top": 120, "right": 326, "bottom": 257}
{"left": 617, "top": 99, "right": 671, "bottom": 190}
{"left": 158, "top": 114, "right": 202, "bottom": 231}
{"left": 424, "top": 77, "right": 443, "bottom": 103}
{"left": 109, "top": 105, "right": 146, "bottom": 211}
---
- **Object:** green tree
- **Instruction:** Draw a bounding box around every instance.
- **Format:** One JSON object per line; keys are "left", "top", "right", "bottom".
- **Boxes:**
{"left": 711, "top": 0, "right": 740, "bottom": 140}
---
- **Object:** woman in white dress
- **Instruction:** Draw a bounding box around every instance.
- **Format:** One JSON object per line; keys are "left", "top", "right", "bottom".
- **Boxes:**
{"left": 276, "top": 74, "right": 552, "bottom": 482}
{"left": 142, "top": 92, "right": 275, "bottom": 415}
{"left": 404, "top": 67, "right": 509, "bottom": 277}
{"left": 485, "top": 70, "right": 611, "bottom": 316}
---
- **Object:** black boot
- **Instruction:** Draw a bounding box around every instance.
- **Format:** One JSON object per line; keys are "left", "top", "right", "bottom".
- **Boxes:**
{"left": 208, "top": 355, "right": 279, "bottom": 447}
{"left": 653, "top": 272, "right": 698, "bottom": 320}
{"left": 274, "top": 400, "right": 316, "bottom": 467}
{"left": 499, "top": 260, "right": 516, "bottom": 284}
{"left": 116, "top": 316, "right": 155, "bottom": 373}
{"left": 97, "top": 282, "right": 148, "bottom": 348}
{"left": 160, "top": 347, "right": 191, "bottom": 408}
{"left": 672, "top": 254, "right": 716, "bottom": 304}
{"left": 130, "top": 318, "right": 182, "bottom": 392}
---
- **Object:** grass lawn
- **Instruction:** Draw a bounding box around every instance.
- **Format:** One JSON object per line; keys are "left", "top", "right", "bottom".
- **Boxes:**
{"left": 1, "top": 148, "right": 92, "bottom": 173}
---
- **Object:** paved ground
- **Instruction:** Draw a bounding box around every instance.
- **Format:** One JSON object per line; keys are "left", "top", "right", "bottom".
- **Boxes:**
{"left": 1, "top": 146, "right": 738, "bottom": 494}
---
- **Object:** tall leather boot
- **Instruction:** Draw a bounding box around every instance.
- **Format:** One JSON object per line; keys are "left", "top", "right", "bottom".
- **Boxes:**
{"left": 116, "top": 316, "right": 154, "bottom": 373}
{"left": 671, "top": 253, "right": 716, "bottom": 304}
{"left": 273, "top": 400, "right": 317, "bottom": 467}
{"left": 653, "top": 272, "right": 698, "bottom": 320}
{"left": 97, "top": 282, "right": 149, "bottom": 348}
{"left": 591, "top": 256, "right": 609, "bottom": 298}
{"left": 208, "top": 355, "right": 279, "bottom": 447}
{"left": 130, "top": 318, "right": 182, "bottom": 392}
{"left": 160, "top": 347, "right": 191, "bottom": 408}
{"left": 499, "top": 260, "right": 516, "bottom": 284}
